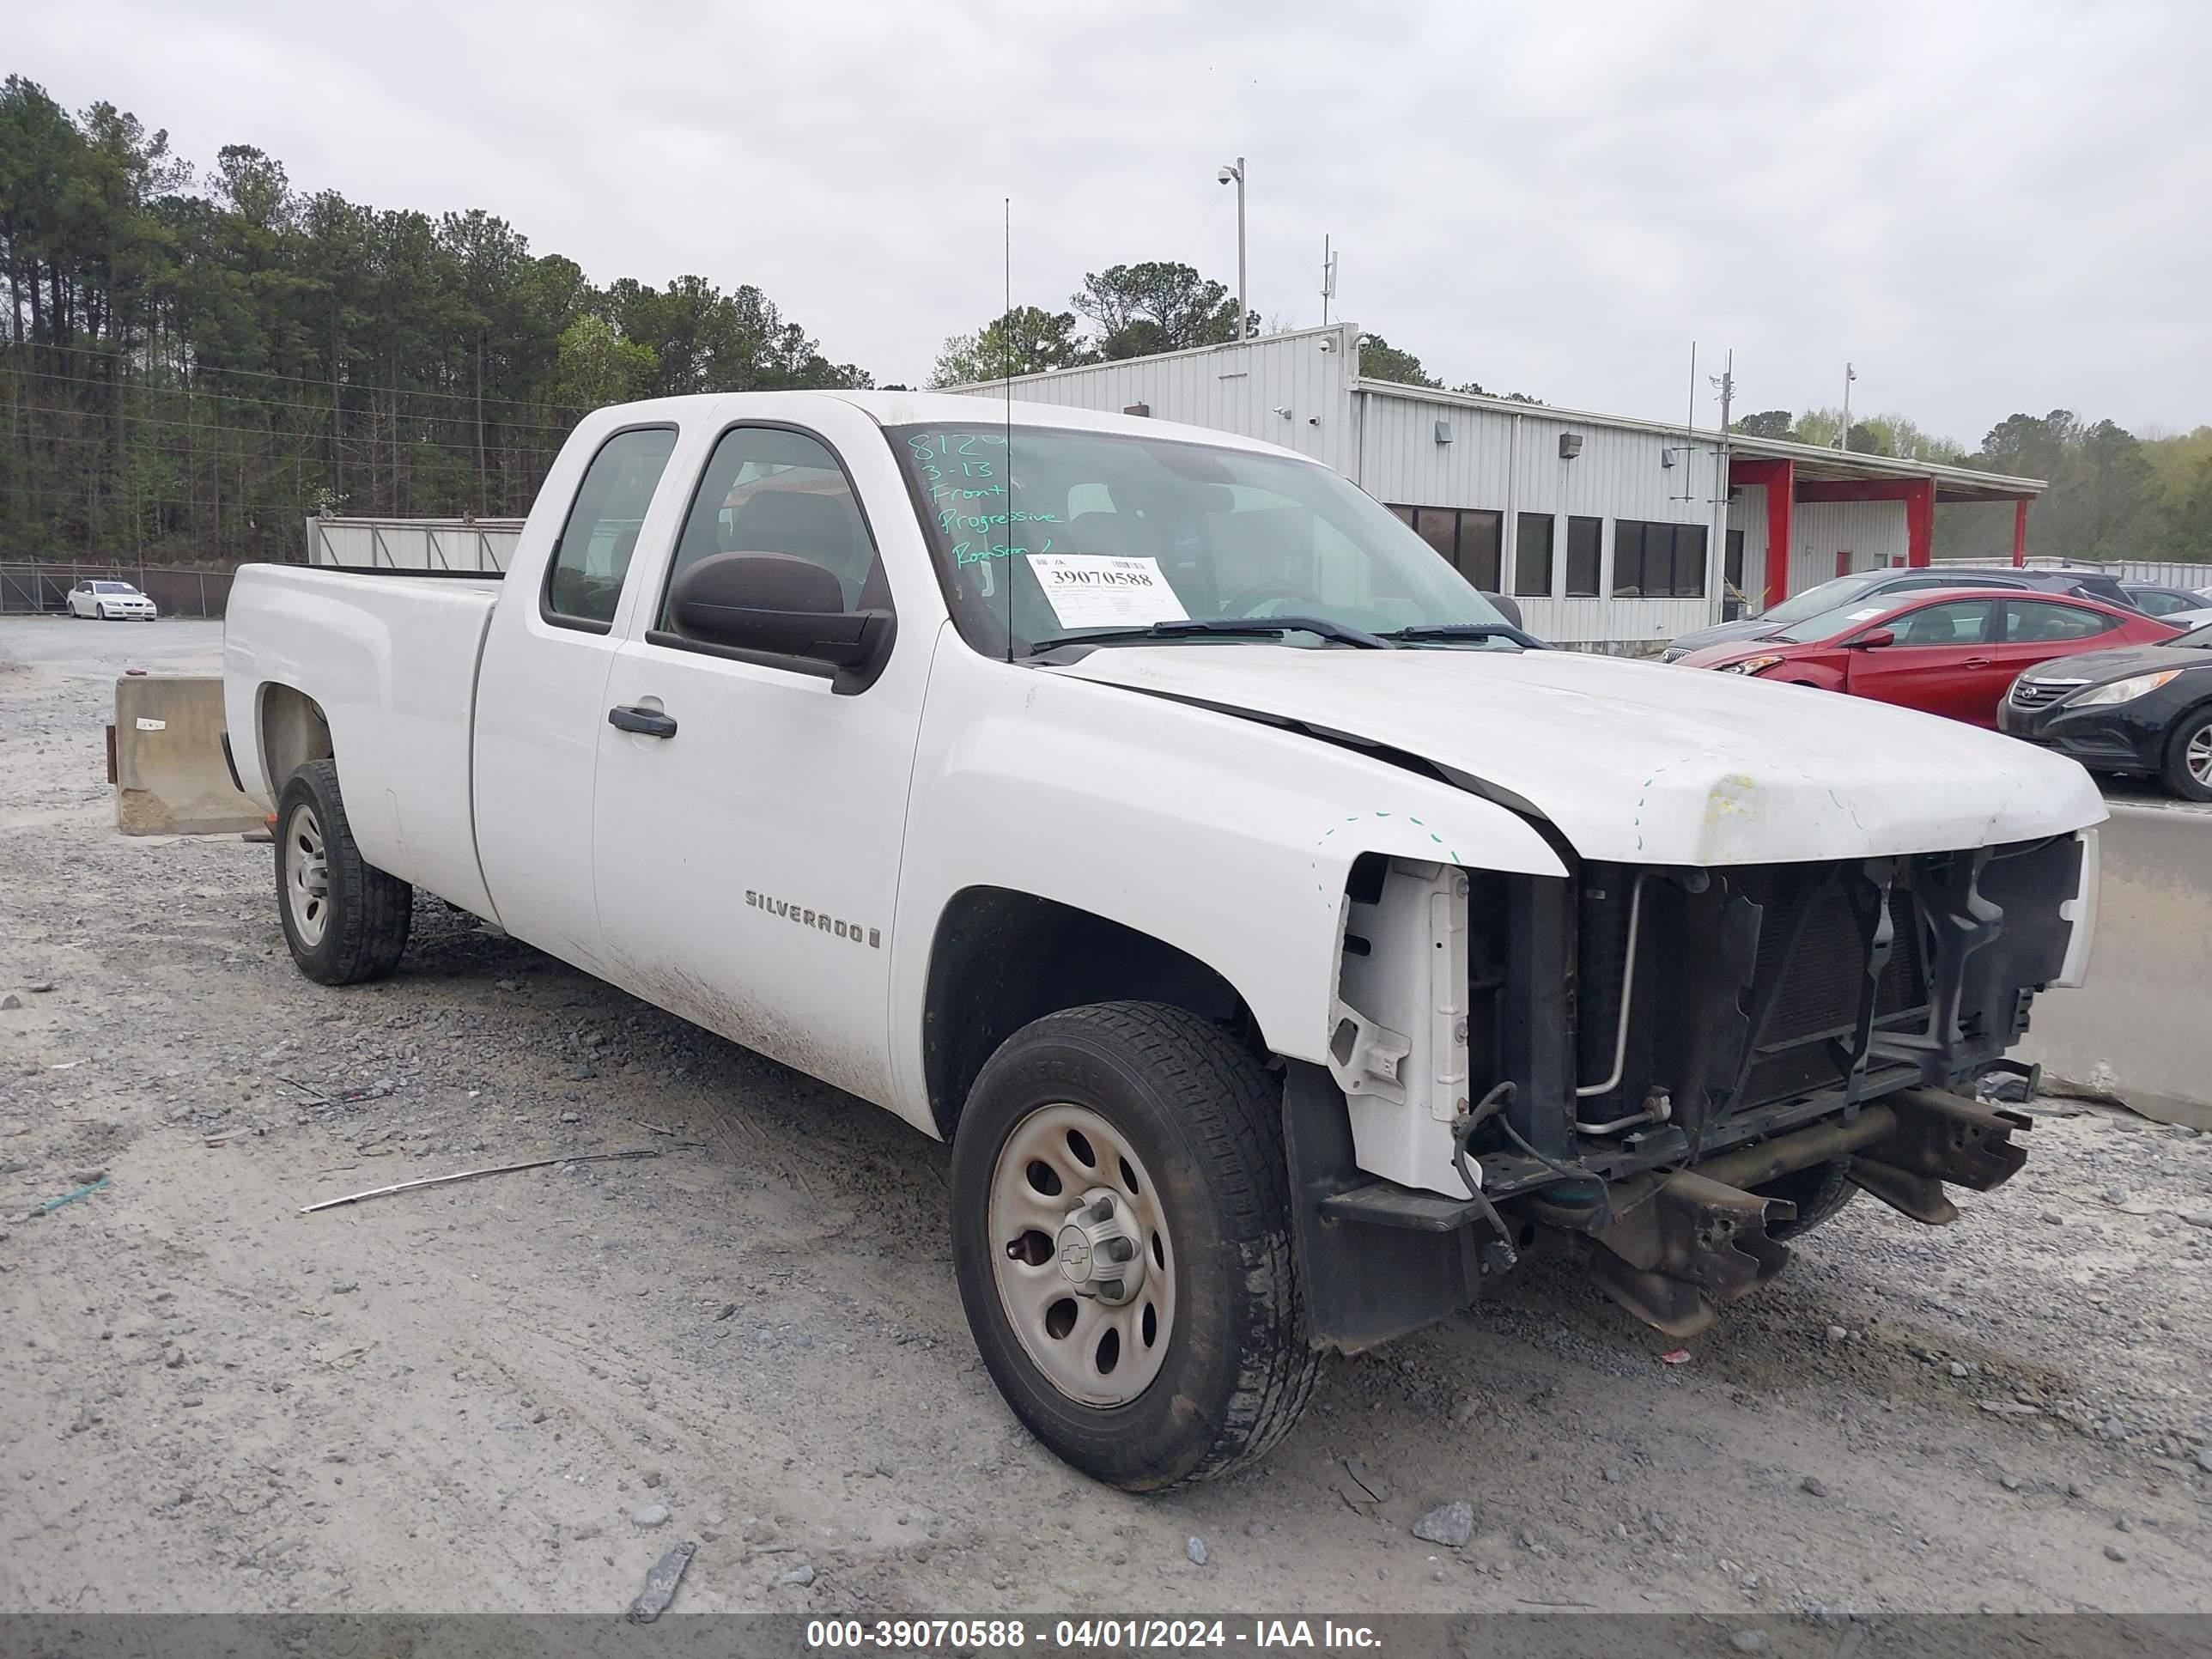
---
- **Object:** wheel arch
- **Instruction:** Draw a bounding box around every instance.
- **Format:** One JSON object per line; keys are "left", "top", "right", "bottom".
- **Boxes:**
{"left": 258, "top": 681, "right": 334, "bottom": 798}
{"left": 921, "top": 885, "right": 1261, "bottom": 1141}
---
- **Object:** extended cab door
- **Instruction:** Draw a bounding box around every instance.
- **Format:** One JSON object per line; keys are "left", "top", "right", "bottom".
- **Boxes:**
{"left": 590, "top": 415, "right": 927, "bottom": 1109}
{"left": 1842, "top": 597, "right": 2000, "bottom": 725}
{"left": 473, "top": 422, "right": 683, "bottom": 969}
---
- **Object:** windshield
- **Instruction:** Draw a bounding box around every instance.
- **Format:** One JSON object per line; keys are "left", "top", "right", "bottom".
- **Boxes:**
{"left": 94, "top": 582, "right": 139, "bottom": 594}
{"left": 1770, "top": 598, "right": 1907, "bottom": 643}
{"left": 1758, "top": 573, "right": 1881, "bottom": 627}
{"left": 2179, "top": 624, "right": 2212, "bottom": 648}
{"left": 889, "top": 422, "right": 1510, "bottom": 654}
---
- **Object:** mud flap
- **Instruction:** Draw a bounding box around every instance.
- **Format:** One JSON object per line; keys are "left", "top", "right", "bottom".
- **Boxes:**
{"left": 1586, "top": 1170, "right": 1797, "bottom": 1340}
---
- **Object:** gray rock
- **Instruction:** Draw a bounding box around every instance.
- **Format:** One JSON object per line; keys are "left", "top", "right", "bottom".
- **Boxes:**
{"left": 1413, "top": 1501, "right": 1475, "bottom": 1548}
{"left": 2104, "top": 1543, "right": 2129, "bottom": 1563}
{"left": 0, "top": 994, "right": 21, "bottom": 1011}
{"left": 1185, "top": 1536, "right": 1208, "bottom": 1565}
{"left": 773, "top": 1563, "right": 816, "bottom": 1588}
{"left": 1730, "top": 1633, "right": 1771, "bottom": 1655}
{"left": 2180, "top": 1211, "right": 2212, "bottom": 1230}
{"left": 1601, "top": 1467, "right": 1622, "bottom": 1484}
{"left": 560, "top": 1111, "right": 581, "bottom": 1124}
{"left": 1800, "top": 1475, "right": 1829, "bottom": 1498}
{"left": 630, "top": 1502, "right": 671, "bottom": 1528}
{"left": 1825, "top": 1325, "right": 1848, "bottom": 1345}
{"left": 2197, "top": 1448, "right": 2212, "bottom": 1475}
{"left": 1999, "top": 1474, "right": 2021, "bottom": 1492}
{"left": 1948, "top": 1361, "right": 1971, "bottom": 1378}
{"left": 2069, "top": 1480, "right": 2090, "bottom": 1498}
{"left": 2042, "top": 1212, "right": 2067, "bottom": 1225}
{"left": 642, "top": 1470, "right": 664, "bottom": 1488}
{"left": 2104, "top": 1187, "right": 2130, "bottom": 1206}
{"left": 27, "top": 981, "right": 55, "bottom": 994}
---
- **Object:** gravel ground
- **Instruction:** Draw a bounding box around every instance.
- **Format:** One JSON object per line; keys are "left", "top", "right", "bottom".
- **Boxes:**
{"left": 3, "top": 615, "right": 2209, "bottom": 1619}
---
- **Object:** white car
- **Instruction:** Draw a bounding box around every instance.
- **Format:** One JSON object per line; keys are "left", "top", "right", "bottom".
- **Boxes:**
{"left": 65, "top": 580, "right": 158, "bottom": 621}
{"left": 2158, "top": 605, "right": 2212, "bottom": 633}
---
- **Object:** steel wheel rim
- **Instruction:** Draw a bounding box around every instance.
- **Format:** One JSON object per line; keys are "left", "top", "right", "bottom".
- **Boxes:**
{"left": 2189, "top": 727, "right": 2212, "bottom": 786}
{"left": 988, "top": 1103, "right": 1176, "bottom": 1407}
{"left": 285, "top": 804, "right": 331, "bottom": 946}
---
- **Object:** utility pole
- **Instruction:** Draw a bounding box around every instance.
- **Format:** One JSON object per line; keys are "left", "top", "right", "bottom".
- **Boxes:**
{"left": 1321, "top": 234, "right": 1338, "bottom": 326}
{"left": 1709, "top": 349, "right": 1735, "bottom": 629}
{"left": 1218, "top": 157, "right": 1249, "bottom": 339}
{"left": 1838, "top": 362, "right": 1856, "bottom": 451}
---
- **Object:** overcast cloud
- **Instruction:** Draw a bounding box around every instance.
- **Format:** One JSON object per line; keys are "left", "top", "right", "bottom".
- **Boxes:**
{"left": 17, "top": 0, "right": 2212, "bottom": 442}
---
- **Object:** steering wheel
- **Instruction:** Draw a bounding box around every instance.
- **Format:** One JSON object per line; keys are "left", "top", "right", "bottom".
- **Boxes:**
{"left": 1220, "top": 581, "right": 1326, "bottom": 619}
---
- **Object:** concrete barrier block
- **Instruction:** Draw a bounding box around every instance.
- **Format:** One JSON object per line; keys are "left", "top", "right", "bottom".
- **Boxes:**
{"left": 113, "top": 675, "right": 265, "bottom": 836}
{"left": 2016, "top": 803, "right": 2212, "bottom": 1125}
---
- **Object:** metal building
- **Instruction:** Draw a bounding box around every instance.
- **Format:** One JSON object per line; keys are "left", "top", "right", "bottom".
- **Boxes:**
{"left": 950, "top": 325, "right": 2045, "bottom": 648}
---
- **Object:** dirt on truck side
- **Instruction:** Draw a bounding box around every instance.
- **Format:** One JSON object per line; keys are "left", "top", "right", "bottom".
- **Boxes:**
{"left": 3, "top": 617, "right": 2211, "bottom": 1619}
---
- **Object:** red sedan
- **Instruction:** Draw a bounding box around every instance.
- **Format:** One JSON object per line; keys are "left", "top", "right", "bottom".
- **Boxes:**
{"left": 1674, "top": 586, "right": 2182, "bottom": 726}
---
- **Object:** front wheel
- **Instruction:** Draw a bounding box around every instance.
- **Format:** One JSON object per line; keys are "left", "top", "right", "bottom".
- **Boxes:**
{"left": 96, "top": 605, "right": 108, "bottom": 620}
{"left": 2161, "top": 707, "right": 2212, "bottom": 802}
{"left": 276, "top": 759, "right": 412, "bottom": 984}
{"left": 950, "top": 1002, "right": 1318, "bottom": 1492}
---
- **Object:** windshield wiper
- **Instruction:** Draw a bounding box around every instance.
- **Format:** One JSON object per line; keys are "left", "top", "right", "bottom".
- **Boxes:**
{"left": 1377, "top": 622, "right": 1542, "bottom": 649}
{"left": 1027, "top": 616, "right": 1390, "bottom": 655}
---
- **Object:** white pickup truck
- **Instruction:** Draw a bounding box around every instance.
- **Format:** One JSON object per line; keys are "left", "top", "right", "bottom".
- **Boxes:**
{"left": 223, "top": 392, "right": 2103, "bottom": 1490}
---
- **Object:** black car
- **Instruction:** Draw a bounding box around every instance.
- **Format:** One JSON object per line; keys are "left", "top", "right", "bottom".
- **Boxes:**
{"left": 2120, "top": 580, "right": 2212, "bottom": 619}
{"left": 1663, "top": 565, "right": 2135, "bottom": 661}
{"left": 1998, "top": 622, "right": 2212, "bottom": 799}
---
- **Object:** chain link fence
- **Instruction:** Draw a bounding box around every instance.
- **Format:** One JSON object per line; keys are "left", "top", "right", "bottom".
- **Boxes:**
{"left": 0, "top": 562, "right": 235, "bottom": 618}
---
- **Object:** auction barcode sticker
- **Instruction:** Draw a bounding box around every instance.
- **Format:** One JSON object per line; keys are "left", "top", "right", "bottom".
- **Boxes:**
{"left": 1025, "top": 554, "right": 1190, "bottom": 629}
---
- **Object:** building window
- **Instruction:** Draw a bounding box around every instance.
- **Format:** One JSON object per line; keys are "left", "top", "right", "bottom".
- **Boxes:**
{"left": 1724, "top": 528, "right": 1745, "bottom": 594}
{"left": 1565, "top": 516, "right": 1601, "bottom": 597}
{"left": 1612, "top": 520, "right": 1707, "bottom": 598}
{"left": 1389, "top": 504, "right": 1502, "bottom": 592}
{"left": 1514, "top": 513, "right": 1554, "bottom": 597}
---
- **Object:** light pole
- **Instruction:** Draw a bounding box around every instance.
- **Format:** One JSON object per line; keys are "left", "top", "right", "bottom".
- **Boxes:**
{"left": 1838, "top": 362, "right": 1856, "bottom": 451}
{"left": 1218, "top": 157, "right": 1248, "bottom": 339}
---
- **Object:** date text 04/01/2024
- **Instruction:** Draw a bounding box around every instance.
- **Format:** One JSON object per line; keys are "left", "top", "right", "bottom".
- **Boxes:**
{"left": 804, "top": 1618, "right": 1383, "bottom": 1650}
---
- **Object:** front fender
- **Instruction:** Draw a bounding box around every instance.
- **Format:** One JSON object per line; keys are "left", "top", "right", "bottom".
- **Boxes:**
{"left": 888, "top": 640, "right": 1565, "bottom": 1113}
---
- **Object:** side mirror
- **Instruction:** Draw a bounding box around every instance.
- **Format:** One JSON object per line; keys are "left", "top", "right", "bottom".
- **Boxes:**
{"left": 1848, "top": 627, "right": 1896, "bottom": 650}
{"left": 1480, "top": 591, "right": 1524, "bottom": 629}
{"left": 666, "top": 552, "right": 894, "bottom": 687}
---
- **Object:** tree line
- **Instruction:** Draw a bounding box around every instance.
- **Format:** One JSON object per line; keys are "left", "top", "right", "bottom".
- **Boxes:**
{"left": 0, "top": 76, "right": 870, "bottom": 567}
{"left": 6, "top": 76, "right": 2205, "bottom": 568}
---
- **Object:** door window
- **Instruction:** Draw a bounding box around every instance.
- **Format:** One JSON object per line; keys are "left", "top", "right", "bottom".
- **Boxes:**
{"left": 2005, "top": 599, "right": 2115, "bottom": 642}
{"left": 1886, "top": 599, "right": 1996, "bottom": 647}
{"left": 659, "top": 426, "right": 886, "bottom": 630}
{"left": 543, "top": 427, "right": 679, "bottom": 630}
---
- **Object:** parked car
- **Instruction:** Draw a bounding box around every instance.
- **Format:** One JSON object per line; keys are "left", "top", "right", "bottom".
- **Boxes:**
{"left": 64, "top": 580, "right": 158, "bottom": 620}
{"left": 222, "top": 392, "right": 2102, "bottom": 1490}
{"left": 2118, "top": 581, "right": 2212, "bottom": 619}
{"left": 1672, "top": 586, "right": 2180, "bottom": 726}
{"left": 2146, "top": 605, "right": 2212, "bottom": 634}
{"left": 1662, "top": 565, "right": 2134, "bottom": 662}
{"left": 2001, "top": 621, "right": 2212, "bottom": 800}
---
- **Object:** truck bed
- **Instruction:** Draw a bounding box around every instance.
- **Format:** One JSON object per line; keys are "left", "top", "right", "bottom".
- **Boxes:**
{"left": 222, "top": 563, "right": 503, "bottom": 919}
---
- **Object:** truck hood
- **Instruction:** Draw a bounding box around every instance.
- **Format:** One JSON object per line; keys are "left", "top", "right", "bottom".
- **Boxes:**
{"left": 1049, "top": 644, "right": 2107, "bottom": 866}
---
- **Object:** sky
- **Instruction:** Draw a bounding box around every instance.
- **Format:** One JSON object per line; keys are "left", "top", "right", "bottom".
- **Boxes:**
{"left": 17, "top": 0, "right": 2212, "bottom": 445}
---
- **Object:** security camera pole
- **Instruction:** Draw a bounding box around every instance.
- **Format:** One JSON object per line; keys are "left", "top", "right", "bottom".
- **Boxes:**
{"left": 1218, "top": 158, "right": 1248, "bottom": 340}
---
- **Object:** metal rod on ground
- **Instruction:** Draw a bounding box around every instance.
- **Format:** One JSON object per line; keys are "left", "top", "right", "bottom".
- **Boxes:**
{"left": 300, "top": 1146, "right": 691, "bottom": 1213}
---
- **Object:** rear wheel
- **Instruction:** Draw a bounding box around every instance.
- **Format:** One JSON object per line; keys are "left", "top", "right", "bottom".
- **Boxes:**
{"left": 276, "top": 760, "right": 411, "bottom": 985}
{"left": 950, "top": 1001, "right": 1317, "bottom": 1491}
{"left": 2160, "top": 707, "right": 2212, "bottom": 802}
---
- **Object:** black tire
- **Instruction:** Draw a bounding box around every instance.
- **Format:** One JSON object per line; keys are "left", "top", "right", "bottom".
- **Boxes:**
{"left": 2159, "top": 706, "right": 2212, "bottom": 802}
{"left": 1756, "top": 1158, "right": 1860, "bottom": 1240}
{"left": 96, "top": 605, "right": 108, "bottom": 620}
{"left": 275, "top": 759, "right": 412, "bottom": 985}
{"left": 950, "top": 1001, "right": 1318, "bottom": 1492}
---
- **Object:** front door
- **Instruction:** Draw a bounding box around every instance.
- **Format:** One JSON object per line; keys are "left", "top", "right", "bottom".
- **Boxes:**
{"left": 591, "top": 419, "right": 927, "bottom": 1109}
{"left": 1843, "top": 597, "right": 1999, "bottom": 724}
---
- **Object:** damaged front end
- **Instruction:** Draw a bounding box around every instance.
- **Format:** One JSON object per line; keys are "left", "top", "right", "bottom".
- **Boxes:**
{"left": 1289, "top": 831, "right": 2089, "bottom": 1352}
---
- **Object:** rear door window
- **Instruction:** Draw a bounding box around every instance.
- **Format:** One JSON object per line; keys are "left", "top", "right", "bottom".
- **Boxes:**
{"left": 2005, "top": 599, "right": 2116, "bottom": 642}
{"left": 543, "top": 427, "right": 679, "bottom": 631}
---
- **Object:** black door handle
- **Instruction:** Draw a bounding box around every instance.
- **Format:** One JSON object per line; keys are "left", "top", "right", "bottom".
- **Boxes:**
{"left": 607, "top": 704, "right": 678, "bottom": 738}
